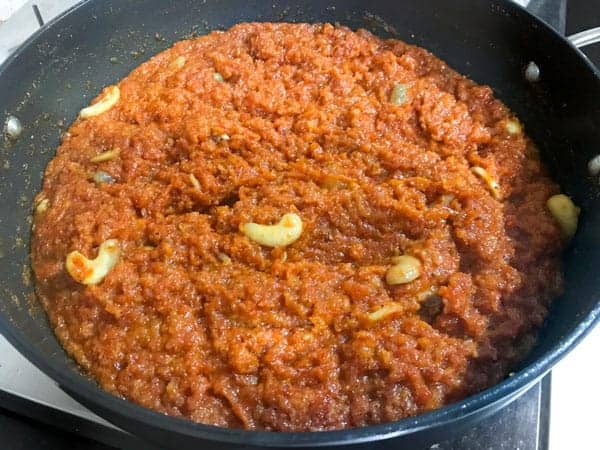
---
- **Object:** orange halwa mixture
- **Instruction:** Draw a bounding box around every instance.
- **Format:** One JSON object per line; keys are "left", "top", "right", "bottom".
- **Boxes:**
{"left": 32, "top": 23, "right": 566, "bottom": 431}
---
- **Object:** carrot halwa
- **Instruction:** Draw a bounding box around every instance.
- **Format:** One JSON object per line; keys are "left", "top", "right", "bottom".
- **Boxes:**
{"left": 31, "top": 23, "right": 569, "bottom": 431}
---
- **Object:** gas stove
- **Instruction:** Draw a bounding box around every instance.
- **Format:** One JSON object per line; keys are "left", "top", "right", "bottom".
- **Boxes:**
{"left": 0, "top": 1, "right": 598, "bottom": 449}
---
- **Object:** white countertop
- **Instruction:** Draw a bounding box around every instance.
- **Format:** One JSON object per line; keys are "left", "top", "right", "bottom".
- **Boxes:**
{"left": 548, "top": 326, "right": 599, "bottom": 450}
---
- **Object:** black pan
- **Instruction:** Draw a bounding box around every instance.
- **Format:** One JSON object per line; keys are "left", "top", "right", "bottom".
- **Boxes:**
{"left": 1, "top": 0, "right": 599, "bottom": 448}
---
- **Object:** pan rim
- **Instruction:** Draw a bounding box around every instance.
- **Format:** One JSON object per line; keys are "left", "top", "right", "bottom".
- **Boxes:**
{"left": 1, "top": 0, "right": 599, "bottom": 446}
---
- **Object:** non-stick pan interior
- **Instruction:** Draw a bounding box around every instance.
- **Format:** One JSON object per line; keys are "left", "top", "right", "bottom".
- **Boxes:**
{"left": 1, "top": 0, "right": 599, "bottom": 447}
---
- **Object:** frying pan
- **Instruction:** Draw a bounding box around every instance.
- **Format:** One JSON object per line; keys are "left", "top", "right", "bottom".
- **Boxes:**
{"left": 1, "top": 0, "right": 600, "bottom": 448}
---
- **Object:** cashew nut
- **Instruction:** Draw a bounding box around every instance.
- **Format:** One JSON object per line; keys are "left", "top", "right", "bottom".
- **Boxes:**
{"left": 90, "top": 148, "right": 120, "bottom": 163}
{"left": 169, "top": 56, "right": 186, "bottom": 70}
{"left": 240, "top": 213, "right": 303, "bottom": 247}
{"left": 547, "top": 194, "right": 580, "bottom": 238}
{"left": 36, "top": 198, "right": 49, "bottom": 214}
{"left": 79, "top": 85, "right": 120, "bottom": 119}
{"left": 504, "top": 118, "right": 522, "bottom": 135}
{"left": 368, "top": 303, "right": 403, "bottom": 322}
{"left": 386, "top": 255, "right": 422, "bottom": 285}
{"left": 471, "top": 166, "right": 501, "bottom": 200}
{"left": 66, "top": 239, "right": 120, "bottom": 285}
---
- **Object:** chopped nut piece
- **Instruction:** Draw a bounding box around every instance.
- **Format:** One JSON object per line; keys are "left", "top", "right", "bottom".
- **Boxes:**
{"left": 217, "top": 252, "right": 232, "bottom": 265}
{"left": 416, "top": 287, "right": 438, "bottom": 302}
{"left": 80, "top": 85, "right": 120, "bottom": 118}
{"left": 471, "top": 166, "right": 501, "bottom": 199}
{"left": 386, "top": 255, "right": 421, "bottom": 285}
{"left": 189, "top": 173, "right": 200, "bottom": 190}
{"left": 440, "top": 195, "right": 455, "bottom": 207}
{"left": 169, "top": 56, "right": 186, "bottom": 70}
{"left": 368, "top": 303, "right": 404, "bottom": 322}
{"left": 93, "top": 171, "right": 115, "bottom": 184}
{"left": 90, "top": 149, "right": 120, "bottom": 163}
{"left": 36, "top": 198, "right": 49, "bottom": 214}
{"left": 390, "top": 83, "right": 408, "bottom": 105}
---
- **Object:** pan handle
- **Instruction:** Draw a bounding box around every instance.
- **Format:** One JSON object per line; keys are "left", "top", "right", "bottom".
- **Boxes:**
{"left": 567, "top": 27, "right": 600, "bottom": 49}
